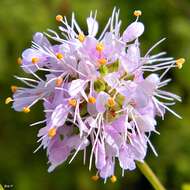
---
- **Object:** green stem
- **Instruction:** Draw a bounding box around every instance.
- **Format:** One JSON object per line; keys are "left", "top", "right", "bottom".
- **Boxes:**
{"left": 136, "top": 161, "right": 166, "bottom": 190}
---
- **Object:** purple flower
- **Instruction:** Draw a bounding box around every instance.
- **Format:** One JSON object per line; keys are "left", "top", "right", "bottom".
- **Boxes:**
{"left": 8, "top": 8, "right": 185, "bottom": 182}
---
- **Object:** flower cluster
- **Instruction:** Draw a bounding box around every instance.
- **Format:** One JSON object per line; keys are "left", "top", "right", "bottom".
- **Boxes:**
{"left": 7, "top": 9, "right": 184, "bottom": 182}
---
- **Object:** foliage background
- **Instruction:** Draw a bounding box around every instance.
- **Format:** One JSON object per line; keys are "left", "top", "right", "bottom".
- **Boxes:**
{"left": 0, "top": 0, "right": 190, "bottom": 189}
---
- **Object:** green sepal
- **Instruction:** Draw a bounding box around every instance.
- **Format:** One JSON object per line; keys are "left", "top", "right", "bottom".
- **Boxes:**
{"left": 59, "top": 134, "right": 64, "bottom": 141}
{"left": 94, "top": 79, "right": 106, "bottom": 92}
{"left": 80, "top": 103, "right": 88, "bottom": 117}
{"left": 125, "top": 74, "right": 135, "bottom": 81}
{"left": 107, "top": 59, "right": 120, "bottom": 73}
{"left": 99, "top": 65, "right": 109, "bottom": 76}
{"left": 120, "top": 72, "right": 135, "bottom": 81}
{"left": 116, "top": 94, "right": 125, "bottom": 106}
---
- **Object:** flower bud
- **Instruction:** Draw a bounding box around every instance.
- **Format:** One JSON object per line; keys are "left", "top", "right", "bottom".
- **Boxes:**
{"left": 123, "top": 22, "right": 144, "bottom": 42}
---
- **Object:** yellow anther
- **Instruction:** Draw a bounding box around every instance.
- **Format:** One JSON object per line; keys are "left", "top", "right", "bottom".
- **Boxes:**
{"left": 78, "top": 33, "right": 85, "bottom": 42}
{"left": 110, "top": 175, "right": 117, "bottom": 183}
{"left": 32, "top": 57, "right": 39, "bottom": 64}
{"left": 68, "top": 99, "right": 77, "bottom": 107}
{"left": 11, "top": 85, "right": 17, "bottom": 93}
{"left": 134, "top": 10, "right": 142, "bottom": 17}
{"left": 48, "top": 127, "right": 57, "bottom": 138}
{"left": 91, "top": 175, "right": 99, "bottom": 181}
{"left": 55, "top": 77, "right": 63, "bottom": 87}
{"left": 107, "top": 98, "right": 115, "bottom": 107}
{"left": 98, "top": 58, "right": 107, "bottom": 65}
{"left": 96, "top": 42, "right": 104, "bottom": 52}
{"left": 5, "top": 97, "right": 13, "bottom": 104}
{"left": 56, "top": 15, "right": 63, "bottom": 22}
{"left": 88, "top": 96, "right": 96, "bottom": 104}
{"left": 176, "top": 58, "right": 185, "bottom": 69}
{"left": 23, "top": 106, "right": 30, "bottom": 113}
{"left": 56, "top": 53, "right": 64, "bottom": 60}
{"left": 17, "top": 57, "right": 22, "bottom": 65}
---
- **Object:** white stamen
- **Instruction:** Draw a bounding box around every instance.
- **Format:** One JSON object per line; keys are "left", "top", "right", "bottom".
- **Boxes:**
{"left": 145, "top": 38, "right": 166, "bottom": 57}
{"left": 30, "top": 119, "right": 47, "bottom": 126}
{"left": 154, "top": 98, "right": 181, "bottom": 119}
{"left": 145, "top": 135, "right": 158, "bottom": 156}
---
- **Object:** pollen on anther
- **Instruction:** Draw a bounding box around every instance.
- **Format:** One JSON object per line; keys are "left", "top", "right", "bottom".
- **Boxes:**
{"left": 68, "top": 99, "right": 77, "bottom": 107}
{"left": 78, "top": 33, "right": 85, "bottom": 42}
{"left": 88, "top": 96, "right": 96, "bottom": 104}
{"left": 56, "top": 77, "right": 63, "bottom": 87}
{"left": 107, "top": 98, "right": 115, "bottom": 107}
{"left": 17, "top": 57, "right": 22, "bottom": 65}
{"left": 98, "top": 58, "right": 107, "bottom": 65}
{"left": 56, "top": 53, "right": 64, "bottom": 60}
{"left": 56, "top": 15, "right": 63, "bottom": 22}
{"left": 110, "top": 175, "right": 117, "bottom": 183}
{"left": 11, "top": 85, "right": 17, "bottom": 93}
{"left": 32, "top": 57, "right": 39, "bottom": 64}
{"left": 96, "top": 42, "right": 104, "bottom": 52}
{"left": 176, "top": 58, "right": 185, "bottom": 69}
{"left": 91, "top": 175, "right": 99, "bottom": 181}
{"left": 23, "top": 107, "right": 30, "bottom": 113}
{"left": 48, "top": 127, "right": 57, "bottom": 138}
{"left": 5, "top": 97, "right": 13, "bottom": 104}
{"left": 134, "top": 10, "right": 142, "bottom": 17}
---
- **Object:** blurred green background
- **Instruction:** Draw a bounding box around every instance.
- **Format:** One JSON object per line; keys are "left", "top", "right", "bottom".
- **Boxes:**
{"left": 1, "top": 0, "right": 190, "bottom": 189}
